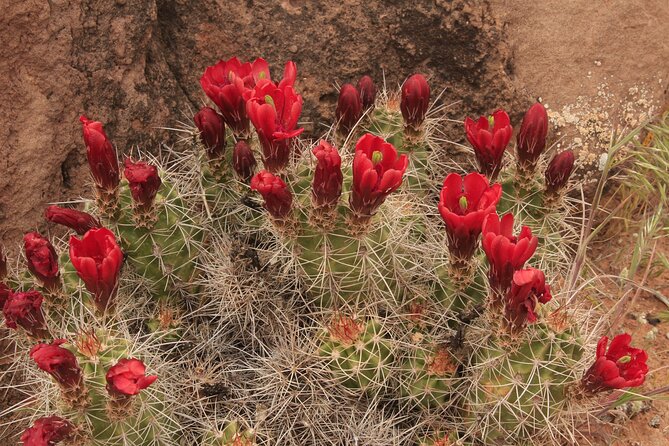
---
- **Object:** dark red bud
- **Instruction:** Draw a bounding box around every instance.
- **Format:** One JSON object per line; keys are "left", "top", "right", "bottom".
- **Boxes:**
{"left": 80, "top": 115, "right": 120, "bottom": 192}
{"left": 517, "top": 102, "right": 549, "bottom": 167}
{"left": 545, "top": 150, "right": 575, "bottom": 194}
{"left": 194, "top": 106, "right": 226, "bottom": 160}
{"left": 357, "top": 75, "right": 377, "bottom": 110}
{"left": 23, "top": 232, "right": 60, "bottom": 289}
{"left": 400, "top": 74, "right": 430, "bottom": 130}
{"left": 45, "top": 205, "right": 101, "bottom": 235}
{"left": 335, "top": 83, "right": 362, "bottom": 134}
{"left": 123, "top": 158, "right": 162, "bottom": 211}
{"left": 232, "top": 140, "right": 257, "bottom": 183}
{"left": 250, "top": 170, "right": 293, "bottom": 220}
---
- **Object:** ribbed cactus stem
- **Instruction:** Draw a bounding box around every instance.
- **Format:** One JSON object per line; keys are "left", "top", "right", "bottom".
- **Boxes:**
{"left": 95, "top": 187, "right": 120, "bottom": 219}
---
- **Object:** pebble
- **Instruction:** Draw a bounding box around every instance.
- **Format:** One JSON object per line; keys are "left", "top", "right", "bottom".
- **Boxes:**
{"left": 636, "top": 314, "right": 648, "bottom": 324}
{"left": 645, "top": 327, "right": 658, "bottom": 341}
{"left": 649, "top": 415, "right": 661, "bottom": 428}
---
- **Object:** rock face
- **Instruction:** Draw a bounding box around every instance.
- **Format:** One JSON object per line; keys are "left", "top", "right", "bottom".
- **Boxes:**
{"left": 0, "top": 0, "right": 518, "bottom": 245}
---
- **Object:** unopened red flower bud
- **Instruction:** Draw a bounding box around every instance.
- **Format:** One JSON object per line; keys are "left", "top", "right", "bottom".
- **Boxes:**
{"left": 80, "top": 115, "right": 120, "bottom": 192}
{"left": 20, "top": 416, "right": 77, "bottom": 446}
{"left": 400, "top": 74, "right": 430, "bottom": 131}
{"left": 357, "top": 75, "right": 377, "bottom": 110}
{"left": 44, "top": 205, "right": 101, "bottom": 236}
{"left": 30, "top": 339, "right": 83, "bottom": 389}
{"left": 312, "top": 140, "right": 343, "bottom": 208}
{"left": 232, "top": 140, "right": 257, "bottom": 183}
{"left": 250, "top": 170, "right": 293, "bottom": 220}
{"left": 23, "top": 232, "right": 60, "bottom": 290}
{"left": 123, "top": 158, "right": 162, "bottom": 212}
{"left": 336, "top": 83, "right": 362, "bottom": 134}
{"left": 106, "top": 358, "right": 157, "bottom": 398}
{"left": 194, "top": 106, "right": 226, "bottom": 160}
{"left": 517, "top": 102, "right": 549, "bottom": 168}
{"left": 465, "top": 110, "right": 513, "bottom": 180}
{"left": 69, "top": 228, "right": 124, "bottom": 313}
{"left": 582, "top": 334, "right": 648, "bottom": 394}
{"left": 3, "top": 290, "right": 49, "bottom": 338}
{"left": 545, "top": 150, "right": 575, "bottom": 194}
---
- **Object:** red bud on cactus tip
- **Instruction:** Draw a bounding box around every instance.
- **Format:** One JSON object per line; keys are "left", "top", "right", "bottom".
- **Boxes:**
{"left": 517, "top": 102, "right": 549, "bottom": 169}
{"left": 80, "top": 115, "right": 120, "bottom": 192}
{"left": 336, "top": 83, "right": 363, "bottom": 134}
{"left": 400, "top": 74, "right": 430, "bottom": 131}
{"left": 20, "top": 416, "right": 77, "bottom": 446}
{"left": 250, "top": 170, "right": 293, "bottom": 221}
{"left": 23, "top": 232, "right": 60, "bottom": 290}
{"left": 232, "top": 140, "right": 257, "bottom": 183}
{"left": 3, "top": 290, "right": 49, "bottom": 338}
{"left": 194, "top": 106, "right": 226, "bottom": 161}
{"left": 30, "top": 339, "right": 83, "bottom": 389}
{"left": 357, "top": 75, "right": 377, "bottom": 110}
{"left": 45, "top": 205, "right": 101, "bottom": 235}
{"left": 545, "top": 150, "right": 575, "bottom": 195}
{"left": 123, "top": 158, "right": 162, "bottom": 215}
{"left": 311, "top": 140, "right": 343, "bottom": 209}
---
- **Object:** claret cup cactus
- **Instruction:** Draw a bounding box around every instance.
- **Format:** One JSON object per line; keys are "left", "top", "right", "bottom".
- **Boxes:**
{"left": 0, "top": 54, "right": 658, "bottom": 446}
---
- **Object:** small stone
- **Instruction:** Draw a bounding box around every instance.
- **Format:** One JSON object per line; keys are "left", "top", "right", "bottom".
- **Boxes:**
{"left": 645, "top": 327, "right": 658, "bottom": 341}
{"left": 289, "top": 45, "right": 298, "bottom": 53}
{"left": 636, "top": 313, "right": 648, "bottom": 324}
{"left": 649, "top": 415, "right": 661, "bottom": 428}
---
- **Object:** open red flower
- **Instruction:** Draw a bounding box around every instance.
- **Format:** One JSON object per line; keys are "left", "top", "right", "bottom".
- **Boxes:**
{"left": 312, "top": 140, "right": 343, "bottom": 208}
{"left": 400, "top": 74, "right": 430, "bottom": 130}
{"left": 482, "top": 213, "right": 538, "bottom": 299}
{"left": 45, "top": 205, "right": 101, "bottom": 236}
{"left": 350, "top": 134, "right": 408, "bottom": 218}
{"left": 69, "top": 228, "right": 124, "bottom": 313}
{"left": 336, "top": 83, "right": 362, "bottom": 134}
{"left": 582, "top": 334, "right": 649, "bottom": 394}
{"left": 123, "top": 158, "right": 162, "bottom": 212}
{"left": 246, "top": 79, "right": 304, "bottom": 172}
{"left": 80, "top": 115, "right": 120, "bottom": 192}
{"left": 438, "top": 173, "right": 501, "bottom": 261}
{"left": 464, "top": 110, "right": 513, "bottom": 180}
{"left": 194, "top": 106, "right": 226, "bottom": 160}
{"left": 357, "top": 75, "right": 377, "bottom": 110}
{"left": 517, "top": 102, "right": 549, "bottom": 168}
{"left": 250, "top": 171, "right": 293, "bottom": 220}
{"left": 20, "top": 416, "right": 76, "bottom": 446}
{"left": 199, "top": 57, "right": 271, "bottom": 136}
{"left": 545, "top": 150, "right": 575, "bottom": 195}
{"left": 24, "top": 232, "right": 60, "bottom": 290}
{"left": 504, "top": 268, "right": 551, "bottom": 332}
{"left": 106, "top": 358, "right": 157, "bottom": 398}
{"left": 3, "top": 290, "right": 48, "bottom": 338}
{"left": 30, "top": 339, "right": 82, "bottom": 389}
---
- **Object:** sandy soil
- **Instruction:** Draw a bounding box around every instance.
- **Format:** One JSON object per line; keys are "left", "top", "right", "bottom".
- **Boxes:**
{"left": 1, "top": 1, "right": 668, "bottom": 444}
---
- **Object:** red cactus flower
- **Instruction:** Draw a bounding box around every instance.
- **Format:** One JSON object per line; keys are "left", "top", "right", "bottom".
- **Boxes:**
{"left": 79, "top": 115, "right": 120, "bottom": 192}
{"left": 30, "top": 339, "right": 82, "bottom": 389}
{"left": 400, "top": 74, "right": 430, "bottom": 130}
{"left": 246, "top": 79, "right": 304, "bottom": 172}
{"left": 278, "top": 61, "right": 297, "bottom": 89}
{"left": 335, "top": 83, "right": 362, "bottom": 134}
{"left": 312, "top": 140, "right": 343, "bottom": 208}
{"left": 232, "top": 140, "right": 257, "bottom": 183}
{"left": 23, "top": 232, "right": 60, "bottom": 290}
{"left": 194, "top": 106, "right": 226, "bottom": 160}
{"left": 582, "top": 334, "right": 649, "bottom": 394}
{"left": 350, "top": 134, "right": 408, "bottom": 218}
{"left": 69, "top": 228, "right": 124, "bottom": 313}
{"left": 20, "top": 416, "right": 76, "bottom": 446}
{"left": 3, "top": 290, "right": 48, "bottom": 338}
{"left": 545, "top": 150, "right": 575, "bottom": 195}
{"left": 357, "top": 75, "right": 377, "bottom": 110}
{"left": 504, "top": 268, "right": 551, "bottom": 331}
{"left": 199, "top": 57, "right": 271, "bottom": 136}
{"left": 44, "top": 206, "right": 101, "bottom": 236}
{"left": 482, "top": 213, "right": 538, "bottom": 298}
{"left": 517, "top": 102, "right": 549, "bottom": 168}
{"left": 106, "top": 358, "right": 158, "bottom": 398}
{"left": 438, "top": 173, "right": 502, "bottom": 262}
{"left": 250, "top": 170, "right": 293, "bottom": 220}
{"left": 465, "top": 110, "right": 513, "bottom": 180}
{"left": 123, "top": 158, "right": 162, "bottom": 212}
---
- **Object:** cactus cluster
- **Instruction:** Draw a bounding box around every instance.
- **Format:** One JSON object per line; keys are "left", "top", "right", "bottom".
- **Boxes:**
{"left": 0, "top": 55, "right": 654, "bottom": 446}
